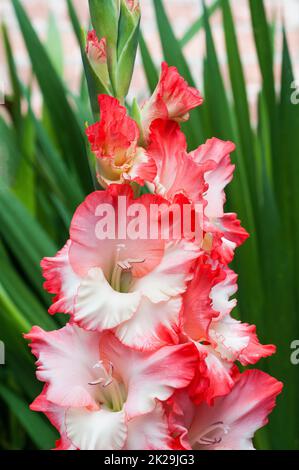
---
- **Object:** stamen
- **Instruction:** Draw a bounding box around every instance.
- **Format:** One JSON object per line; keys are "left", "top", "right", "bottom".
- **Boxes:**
{"left": 88, "top": 360, "right": 126, "bottom": 412}
{"left": 199, "top": 436, "right": 222, "bottom": 445}
{"left": 111, "top": 257, "right": 145, "bottom": 291}
{"left": 117, "top": 258, "right": 145, "bottom": 272}
{"left": 108, "top": 361, "right": 114, "bottom": 376}
{"left": 88, "top": 378, "right": 105, "bottom": 386}
{"left": 89, "top": 361, "right": 113, "bottom": 387}
{"left": 103, "top": 378, "right": 113, "bottom": 387}
{"left": 93, "top": 361, "right": 103, "bottom": 369}
{"left": 197, "top": 421, "right": 229, "bottom": 447}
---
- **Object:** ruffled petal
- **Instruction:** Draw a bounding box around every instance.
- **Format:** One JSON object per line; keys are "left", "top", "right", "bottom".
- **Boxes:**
{"left": 132, "top": 240, "right": 200, "bottom": 303}
{"left": 190, "top": 138, "right": 235, "bottom": 218}
{"left": 126, "top": 402, "right": 173, "bottom": 450}
{"left": 86, "top": 95, "right": 138, "bottom": 160}
{"left": 190, "top": 344, "right": 237, "bottom": 405}
{"left": 115, "top": 296, "right": 182, "bottom": 351}
{"left": 73, "top": 267, "right": 141, "bottom": 331}
{"left": 183, "top": 263, "right": 225, "bottom": 341}
{"left": 141, "top": 62, "right": 203, "bottom": 137}
{"left": 100, "top": 333, "right": 197, "bottom": 419}
{"left": 188, "top": 370, "right": 283, "bottom": 450}
{"left": 147, "top": 120, "right": 213, "bottom": 203}
{"left": 25, "top": 324, "right": 100, "bottom": 409}
{"left": 69, "top": 185, "right": 165, "bottom": 279}
{"left": 66, "top": 407, "right": 127, "bottom": 450}
{"left": 30, "top": 386, "right": 76, "bottom": 450}
{"left": 41, "top": 241, "right": 81, "bottom": 315}
{"left": 211, "top": 318, "right": 276, "bottom": 365}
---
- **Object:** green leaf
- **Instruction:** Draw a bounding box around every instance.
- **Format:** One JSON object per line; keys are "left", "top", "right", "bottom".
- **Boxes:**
{"left": 28, "top": 107, "right": 84, "bottom": 212}
{"left": 0, "top": 385, "right": 57, "bottom": 449}
{"left": 248, "top": 0, "right": 276, "bottom": 127}
{"left": 45, "top": 13, "right": 63, "bottom": 75}
{"left": 221, "top": 0, "right": 256, "bottom": 200}
{"left": 0, "top": 190, "right": 57, "bottom": 302}
{"left": 0, "top": 284, "right": 31, "bottom": 341}
{"left": 0, "top": 117, "right": 21, "bottom": 189}
{"left": 202, "top": 0, "right": 263, "bottom": 328}
{"left": 12, "top": 112, "right": 36, "bottom": 215}
{"left": 179, "top": 0, "right": 220, "bottom": 47}
{"left": 1, "top": 23, "right": 22, "bottom": 126}
{"left": 262, "top": 31, "right": 299, "bottom": 450}
{"left": 12, "top": 0, "right": 93, "bottom": 195}
{"left": 0, "top": 249, "right": 56, "bottom": 331}
{"left": 139, "top": 32, "right": 158, "bottom": 94}
{"left": 152, "top": 0, "right": 204, "bottom": 146}
{"left": 66, "top": 0, "right": 112, "bottom": 118}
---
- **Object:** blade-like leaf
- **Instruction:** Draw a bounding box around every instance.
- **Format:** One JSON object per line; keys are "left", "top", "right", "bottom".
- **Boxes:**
{"left": 249, "top": 0, "right": 276, "bottom": 129}
{"left": 221, "top": 0, "right": 256, "bottom": 200}
{"left": 12, "top": 112, "right": 36, "bottom": 215}
{"left": 139, "top": 32, "right": 158, "bottom": 94}
{"left": 45, "top": 13, "right": 63, "bottom": 75}
{"left": 1, "top": 24, "right": 22, "bottom": 126}
{"left": 179, "top": 0, "right": 220, "bottom": 47}
{"left": 0, "top": 385, "right": 57, "bottom": 449}
{"left": 0, "top": 190, "right": 57, "bottom": 302}
{"left": 202, "top": 0, "right": 263, "bottom": 329}
{"left": 152, "top": 0, "right": 204, "bottom": 146}
{"left": 12, "top": 0, "right": 93, "bottom": 194}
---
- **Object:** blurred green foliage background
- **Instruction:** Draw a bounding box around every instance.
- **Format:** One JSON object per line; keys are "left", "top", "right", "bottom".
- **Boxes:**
{"left": 0, "top": 0, "right": 298, "bottom": 450}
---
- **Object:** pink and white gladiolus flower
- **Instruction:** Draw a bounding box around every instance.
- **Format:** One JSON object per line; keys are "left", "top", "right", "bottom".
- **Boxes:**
{"left": 167, "top": 370, "right": 283, "bottom": 450}
{"left": 25, "top": 324, "right": 197, "bottom": 450}
{"left": 41, "top": 184, "right": 200, "bottom": 351}
{"left": 182, "top": 260, "right": 276, "bottom": 404}
{"left": 86, "top": 95, "right": 155, "bottom": 186}
{"left": 141, "top": 62, "right": 203, "bottom": 140}
{"left": 26, "top": 28, "right": 282, "bottom": 447}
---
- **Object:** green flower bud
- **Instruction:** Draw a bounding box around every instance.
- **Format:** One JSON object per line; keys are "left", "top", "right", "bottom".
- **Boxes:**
{"left": 116, "top": 0, "right": 141, "bottom": 99}
{"left": 88, "top": 0, "right": 121, "bottom": 93}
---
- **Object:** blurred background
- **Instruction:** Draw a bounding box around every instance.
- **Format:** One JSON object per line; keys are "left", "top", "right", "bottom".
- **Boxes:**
{"left": 0, "top": 0, "right": 299, "bottom": 450}
{"left": 2, "top": 0, "right": 299, "bottom": 110}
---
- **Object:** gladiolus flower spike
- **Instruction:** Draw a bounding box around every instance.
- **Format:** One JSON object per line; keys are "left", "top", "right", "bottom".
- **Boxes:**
{"left": 26, "top": 0, "right": 282, "bottom": 451}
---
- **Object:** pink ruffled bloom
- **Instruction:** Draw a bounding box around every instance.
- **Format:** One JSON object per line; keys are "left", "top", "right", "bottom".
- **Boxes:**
{"left": 182, "top": 260, "right": 276, "bottom": 404}
{"left": 86, "top": 96, "right": 155, "bottom": 185}
{"left": 26, "top": 58, "right": 282, "bottom": 450}
{"left": 167, "top": 370, "right": 282, "bottom": 450}
{"left": 41, "top": 184, "right": 200, "bottom": 351}
{"left": 141, "top": 62, "right": 203, "bottom": 139}
{"left": 25, "top": 324, "right": 197, "bottom": 450}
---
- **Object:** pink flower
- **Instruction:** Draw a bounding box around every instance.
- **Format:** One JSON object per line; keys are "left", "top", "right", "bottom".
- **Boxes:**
{"left": 25, "top": 324, "right": 197, "bottom": 450}
{"left": 181, "top": 260, "right": 276, "bottom": 404}
{"left": 169, "top": 370, "right": 283, "bottom": 450}
{"left": 145, "top": 119, "right": 215, "bottom": 204}
{"left": 191, "top": 138, "right": 249, "bottom": 262}
{"left": 86, "top": 95, "right": 155, "bottom": 186}
{"left": 42, "top": 184, "right": 200, "bottom": 351}
{"left": 141, "top": 62, "right": 203, "bottom": 139}
{"left": 167, "top": 370, "right": 282, "bottom": 450}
